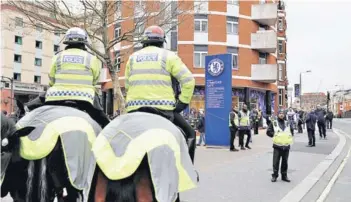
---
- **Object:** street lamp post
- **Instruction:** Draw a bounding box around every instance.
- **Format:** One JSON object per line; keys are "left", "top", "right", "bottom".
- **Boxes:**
{"left": 1, "top": 76, "right": 14, "bottom": 113}
{"left": 299, "top": 70, "right": 311, "bottom": 108}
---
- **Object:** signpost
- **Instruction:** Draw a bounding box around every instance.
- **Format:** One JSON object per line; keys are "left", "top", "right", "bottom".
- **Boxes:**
{"left": 205, "top": 54, "right": 232, "bottom": 146}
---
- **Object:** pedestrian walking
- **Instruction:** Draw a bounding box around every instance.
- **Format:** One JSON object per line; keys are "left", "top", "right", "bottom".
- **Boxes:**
{"left": 266, "top": 110, "right": 293, "bottom": 183}
{"left": 287, "top": 107, "right": 296, "bottom": 135}
{"left": 196, "top": 112, "right": 206, "bottom": 146}
{"left": 315, "top": 105, "right": 327, "bottom": 139}
{"left": 297, "top": 108, "right": 304, "bottom": 133}
{"left": 238, "top": 104, "right": 251, "bottom": 150}
{"left": 229, "top": 106, "right": 239, "bottom": 152}
{"left": 326, "top": 110, "right": 334, "bottom": 129}
{"left": 251, "top": 107, "right": 259, "bottom": 135}
{"left": 306, "top": 109, "right": 317, "bottom": 147}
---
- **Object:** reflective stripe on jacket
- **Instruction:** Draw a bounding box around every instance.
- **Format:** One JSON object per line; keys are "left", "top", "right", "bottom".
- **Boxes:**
{"left": 125, "top": 46, "right": 195, "bottom": 112}
{"left": 46, "top": 48, "right": 101, "bottom": 104}
{"left": 272, "top": 120, "right": 293, "bottom": 146}
{"left": 239, "top": 111, "right": 250, "bottom": 126}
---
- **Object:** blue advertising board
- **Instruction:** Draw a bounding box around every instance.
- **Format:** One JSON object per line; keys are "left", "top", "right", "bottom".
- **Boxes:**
{"left": 294, "top": 84, "right": 300, "bottom": 98}
{"left": 205, "top": 54, "right": 233, "bottom": 146}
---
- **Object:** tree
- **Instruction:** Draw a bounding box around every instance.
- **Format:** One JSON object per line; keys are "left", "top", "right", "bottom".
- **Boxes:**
{"left": 5, "top": 0, "right": 196, "bottom": 114}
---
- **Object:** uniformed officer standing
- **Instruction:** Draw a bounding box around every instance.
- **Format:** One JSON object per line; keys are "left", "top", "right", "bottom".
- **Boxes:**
{"left": 238, "top": 104, "right": 251, "bottom": 150}
{"left": 124, "top": 25, "right": 196, "bottom": 162}
{"left": 266, "top": 110, "right": 294, "bottom": 182}
{"left": 229, "top": 106, "right": 239, "bottom": 152}
{"left": 23, "top": 27, "right": 110, "bottom": 127}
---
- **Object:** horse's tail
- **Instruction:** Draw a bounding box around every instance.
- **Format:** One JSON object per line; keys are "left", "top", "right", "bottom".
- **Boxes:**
{"left": 25, "top": 160, "right": 35, "bottom": 202}
{"left": 38, "top": 158, "right": 48, "bottom": 202}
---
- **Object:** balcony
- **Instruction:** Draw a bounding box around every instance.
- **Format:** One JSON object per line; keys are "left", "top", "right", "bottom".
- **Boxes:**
{"left": 251, "top": 64, "right": 277, "bottom": 83}
{"left": 251, "top": 3, "right": 278, "bottom": 26}
{"left": 251, "top": 30, "right": 277, "bottom": 53}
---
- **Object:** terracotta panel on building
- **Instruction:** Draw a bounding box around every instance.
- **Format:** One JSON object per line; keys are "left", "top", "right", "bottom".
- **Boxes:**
{"left": 208, "top": 14, "right": 226, "bottom": 42}
{"left": 178, "top": 44, "right": 194, "bottom": 71}
{"left": 267, "top": 54, "right": 276, "bottom": 64}
{"left": 239, "top": 0, "right": 255, "bottom": 16}
{"left": 236, "top": 47, "right": 254, "bottom": 77}
{"left": 238, "top": 18, "right": 257, "bottom": 45}
{"left": 208, "top": 45, "right": 227, "bottom": 55}
{"left": 178, "top": 14, "right": 194, "bottom": 41}
{"left": 121, "top": 19, "right": 134, "bottom": 47}
{"left": 209, "top": 1, "right": 227, "bottom": 12}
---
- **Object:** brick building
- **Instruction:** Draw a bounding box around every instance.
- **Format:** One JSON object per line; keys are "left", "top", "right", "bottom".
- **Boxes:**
{"left": 301, "top": 92, "right": 327, "bottom": 111}
{"left": 102, "top": 0, "right": 289, "bottom": 115}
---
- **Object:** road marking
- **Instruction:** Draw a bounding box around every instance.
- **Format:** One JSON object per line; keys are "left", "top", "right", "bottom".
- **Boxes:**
{"left": 279, "top": 129, "right": 346, "bottom": 202}
{"left": 316, "top": 129, "right": 351, "bottom": 202}
{"left": 316, "top": 146, "right": 351, "bottom": 202}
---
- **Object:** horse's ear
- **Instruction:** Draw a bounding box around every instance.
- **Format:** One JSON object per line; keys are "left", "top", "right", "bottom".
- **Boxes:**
{"left": 12, "top": 127, "right": 36, "bottom": 138}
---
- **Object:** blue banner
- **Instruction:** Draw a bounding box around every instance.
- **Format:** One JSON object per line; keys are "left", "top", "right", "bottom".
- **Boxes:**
{"left": 205, "top": 54, "right": 233, "bottom": 146}
{"left": 294, "top": 84, "right": 300, "bottom": 98}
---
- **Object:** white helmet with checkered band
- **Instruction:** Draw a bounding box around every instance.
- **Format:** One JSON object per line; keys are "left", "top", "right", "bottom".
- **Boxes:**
{"left": 63, "top": 27, "right": 91, "bottom": 46}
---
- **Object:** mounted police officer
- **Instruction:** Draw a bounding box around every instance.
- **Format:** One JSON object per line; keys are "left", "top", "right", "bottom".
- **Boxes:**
{"left": 24, "top": 27, "right": 110, "bottom": 127}
{"left": 266, "top": 109, "right": 294, "bottom": 182}
{"left": 125, "top": 25, "right": 196, "bottom": 162}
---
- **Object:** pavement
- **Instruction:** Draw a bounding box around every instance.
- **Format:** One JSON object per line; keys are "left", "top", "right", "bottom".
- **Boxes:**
{"left": 180, "top": 120, "right": 351, "bottom": 202}
{"left": 2, "top": 119, "right": 351, "bottom": 202}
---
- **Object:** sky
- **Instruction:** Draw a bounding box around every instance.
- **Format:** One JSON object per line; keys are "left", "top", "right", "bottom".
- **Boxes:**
{"left": 286, "top": 0, "right": 351, "bottom": 94}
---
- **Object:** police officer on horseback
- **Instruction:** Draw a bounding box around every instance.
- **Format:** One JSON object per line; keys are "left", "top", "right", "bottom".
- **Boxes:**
{"left": 125, "top": 25, "right": 196, "bottom": 162}
{"left": 25, "top": 27, "right": 110, "bottom": 127}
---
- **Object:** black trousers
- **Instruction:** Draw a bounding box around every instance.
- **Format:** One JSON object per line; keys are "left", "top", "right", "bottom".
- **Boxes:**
{"left": 326, "top": 119, "right": 333, "bottom": 129}
{"left": 317, "top": 121, "right": 326, "bottom": 138}
{"left": 253, "top": 121, "right": 259, "bottom": 135}
{"left": 272, "top": 148, "right": 290, "bottom": 177}
{"left": 238, "top": 129, "right": 251, "bottom": 147}
{"left": 45, "top": 100, "right": 110, "bottom": 128}
{"left": 297, "top": 121, "right": 303, "bottom": 133}
{"left": 229, "top": 126, "right": 237, "bottom": 150}
{"left": 307, "top": 129, "right": 316, "bottom": 146}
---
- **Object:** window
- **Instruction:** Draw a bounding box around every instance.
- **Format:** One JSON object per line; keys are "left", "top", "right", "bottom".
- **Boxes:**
{"left": 35, "top": 58, "right": 42, "bottom": 66}
{"left": 258, "top": 52, "right": 267, "bottom": 64}
{"left": 114, "top": 56, "right": 121, "bottom": 72}
{"left": 36, "top": 23, "right": 43, "bottom": 32}
{"left": 278, "top": 40, "right": 283, "bottom": 54}
{"left": 279, "top": 89, "right": 283, "bottom": 106}
{"left": 228, "top": 0, "right": 239, "bottom": 5}
{"left": 194, "top": 45, "right": 208, "bottom": 68}
{"left": 35, "top": 40, "right": 42, "bottom": 49}
{"left": 14, "top": 54, "right": 22, "bottom": 63}
{"left": 278, "top": 64, "right": 283, "bottom": 81}
{"left": 15, "top": 17, "right": 23, "bottom": 27}
{"left": 134, "top": 18, "right": 144, "bottom": 38}
{"left": 114, "top": 26, "right": 121, "bottom": 39}
{"left": 227, "top": 16, "right": 238, "bottom": 34}
{"left": 54, "top": 31, "right": 60, "bottom": 36}
{"left": 258, "top": 25, "right": 266, "bottom": 31}
{"left": 194, "top": 15, "right": 208, "bottom": 32}
{"left": 232, "top": 54, "right": 238, "bottom": 69}
{"left": 278, "top": 18, "right": 284, "bottom": 31}
{"left": 54, "top": 45, "right": 60, "bottom": 52}
{"left": 34, "top": 76, "right": 41, "bottom": 84}
{"left": 15, "top": 36, "right": 22, "bottom": 45}
{"left": 13, "top": 73, "right": 21, "bottom": 81}
{"left": 227, "top": 47, "right": 238, "bottom": 69}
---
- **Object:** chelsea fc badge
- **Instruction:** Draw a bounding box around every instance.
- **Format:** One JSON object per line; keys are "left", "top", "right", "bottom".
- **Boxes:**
{"left": 207, "top": 58, "right": 224, "bottom": 77}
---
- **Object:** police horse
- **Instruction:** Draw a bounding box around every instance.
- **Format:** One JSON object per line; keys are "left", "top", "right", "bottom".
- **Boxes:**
{"left": 90, "top": 112, "right": 198, "bottom": 202}
{"left": 1, "top": 105, "right": 102, "bottom": 202}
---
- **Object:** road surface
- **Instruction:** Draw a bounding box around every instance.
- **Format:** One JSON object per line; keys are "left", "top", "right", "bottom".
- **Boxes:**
{"left": 2, "top": 119, "right": 351, "bottom": 202}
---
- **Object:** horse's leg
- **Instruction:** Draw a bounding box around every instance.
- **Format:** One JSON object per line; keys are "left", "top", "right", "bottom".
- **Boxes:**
{"left": 38, "top": 158, "right": 52, "bottom": 202}
{"left": 134, "top": 156, "right": 155, "bottom": 202}
{"left": 93, "top": 170, "right": 108, "bottom": 202}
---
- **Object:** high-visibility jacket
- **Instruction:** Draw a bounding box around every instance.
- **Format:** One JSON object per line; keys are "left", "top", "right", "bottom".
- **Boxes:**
{"left": 92, "top": 112, "right": 198, "bottom": 202}
{"left": 15, "top": 105, "right": 102, "bottom": 201}
{"left": 239, "top": 110, "right": 250, "bottom": 126}
{"left": 125, "top": 46, "right": 195, "bottom": 112}
{"left": 45, "top": 48, "right": 101, "bottom": 105}
{"left": 272, "top": 120, "right": 293, "bottom": 146}
{"left": 229, "top": 111, "right": 239, "bottom": 127}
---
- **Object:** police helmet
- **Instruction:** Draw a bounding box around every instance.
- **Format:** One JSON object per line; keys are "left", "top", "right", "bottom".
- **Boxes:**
{"left": 63, "top": 27, "right": 91, "bottom": 46}
{"left": 141, "top": 25, "right": 166, "bottom": 45}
